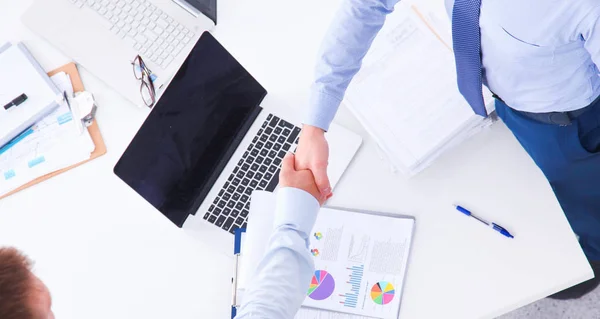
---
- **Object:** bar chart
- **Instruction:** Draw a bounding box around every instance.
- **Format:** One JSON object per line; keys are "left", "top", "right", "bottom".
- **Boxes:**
{"left": 339, "top": 264, "right": 364, "bottom": 308}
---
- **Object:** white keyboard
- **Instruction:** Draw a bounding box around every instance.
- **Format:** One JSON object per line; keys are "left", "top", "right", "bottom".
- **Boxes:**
{"left": 70, "top": 0, "right": 195, "bottom": 70}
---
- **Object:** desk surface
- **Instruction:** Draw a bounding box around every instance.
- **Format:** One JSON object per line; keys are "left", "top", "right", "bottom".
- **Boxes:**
{"left": 0, "top": 0, "right": 592, "bottom": 318}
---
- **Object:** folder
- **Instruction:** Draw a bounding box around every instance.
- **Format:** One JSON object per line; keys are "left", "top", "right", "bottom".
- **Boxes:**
{"left": 0, "top": 62, "right": 106, "bottom": 200}
{"left": 231, "top": 227, "right": 246, "bottom": 319}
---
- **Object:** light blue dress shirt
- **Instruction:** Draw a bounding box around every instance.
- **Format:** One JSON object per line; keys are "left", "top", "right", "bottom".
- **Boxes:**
{"left": 306, "top": 0, "right": 600, "bottom": 131}
{"left": 236, "top": 187, "right": 320, "bottom": 319}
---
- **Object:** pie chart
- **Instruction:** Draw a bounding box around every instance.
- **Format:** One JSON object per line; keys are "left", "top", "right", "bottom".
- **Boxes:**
{"left": 370, "top": 281, "right": 395, "bottom": 305}
{"left": 307, "top": 270, "right": 335, "bottom": 300}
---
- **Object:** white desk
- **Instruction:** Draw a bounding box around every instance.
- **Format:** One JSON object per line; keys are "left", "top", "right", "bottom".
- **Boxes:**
{"left": 0, "top": 0, "right": 592, "bottom": 318}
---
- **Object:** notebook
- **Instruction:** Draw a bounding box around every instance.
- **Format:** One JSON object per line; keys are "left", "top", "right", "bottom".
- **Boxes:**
{"left": 0, "top": 43, "right": 62, "bottom": 148}
{"left": 235, "top": 191, "right": 416, "bottom": 319}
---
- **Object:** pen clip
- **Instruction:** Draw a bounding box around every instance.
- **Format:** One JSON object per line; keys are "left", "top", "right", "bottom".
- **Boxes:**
{"left": 492, "top": 223, "right": 514, "bottom": 238}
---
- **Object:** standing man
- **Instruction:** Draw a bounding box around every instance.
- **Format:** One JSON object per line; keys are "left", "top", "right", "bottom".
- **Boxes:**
{"left": 295, "top": 0, "right": 600, "bottom": 299}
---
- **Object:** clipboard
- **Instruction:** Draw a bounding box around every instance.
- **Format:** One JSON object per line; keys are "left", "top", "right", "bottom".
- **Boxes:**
{"left": 0, "top": 62, "right": 106, "bottom": 200}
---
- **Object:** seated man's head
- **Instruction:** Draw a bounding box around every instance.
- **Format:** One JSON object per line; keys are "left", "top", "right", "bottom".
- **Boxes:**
{"left": 0, "top": 248, "right": 54, "bottom": 319}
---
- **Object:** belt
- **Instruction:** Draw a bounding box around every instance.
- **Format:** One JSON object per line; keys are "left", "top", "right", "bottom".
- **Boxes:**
{"left": 494, "top": 94, "right": 600, "bottom": 126}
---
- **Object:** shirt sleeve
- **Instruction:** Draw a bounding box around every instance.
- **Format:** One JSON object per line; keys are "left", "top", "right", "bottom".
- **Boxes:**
{"left": 235, "top": 187, "right": 320, "bottom": 319}
{"left": 305, "top": 0, "right": 401, "bottom": 131}
{"left": 581, "top": 5, "right": 600, "bottom": 69}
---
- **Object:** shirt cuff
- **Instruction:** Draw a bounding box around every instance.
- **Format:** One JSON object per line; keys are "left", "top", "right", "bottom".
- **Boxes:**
{"left": 274, "top": 187, "right": 320, "bottom": 236}
{"left": 304, "top": 90, "right": 342, "bottom": 132}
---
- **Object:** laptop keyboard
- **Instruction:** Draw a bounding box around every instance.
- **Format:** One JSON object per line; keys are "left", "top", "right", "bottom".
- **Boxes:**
{"left": 203, "top": 114, "right": 302, "bottom": 234}
{"left": 69, "top": 0, "right": 195, "bottom": 70}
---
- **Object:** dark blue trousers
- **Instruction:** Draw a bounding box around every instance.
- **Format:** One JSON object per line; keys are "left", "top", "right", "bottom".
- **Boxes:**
{"left": 495, "top": 99, "right": 600, "bottom": 261}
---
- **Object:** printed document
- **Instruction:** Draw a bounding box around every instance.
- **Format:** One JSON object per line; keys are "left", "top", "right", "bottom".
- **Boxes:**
{"left": 239, "top": 191, "right": 415, "bottom": 319}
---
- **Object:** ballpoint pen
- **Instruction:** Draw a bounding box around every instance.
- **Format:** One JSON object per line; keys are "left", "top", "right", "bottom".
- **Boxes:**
{"left": 454, "top": 205, "right": 514, "bottom": 238}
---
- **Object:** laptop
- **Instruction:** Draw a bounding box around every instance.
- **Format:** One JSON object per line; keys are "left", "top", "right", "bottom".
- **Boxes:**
{"left": 21, "top": 0, "right": 216, "bottom": 106}
{"left": 113, "top": 32, "right": 362, "bottom": 254}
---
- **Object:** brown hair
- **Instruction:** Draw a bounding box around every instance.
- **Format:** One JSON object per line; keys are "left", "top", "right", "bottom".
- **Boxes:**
{"left": 0, "top": 247, "right": 36, "bottom": 319}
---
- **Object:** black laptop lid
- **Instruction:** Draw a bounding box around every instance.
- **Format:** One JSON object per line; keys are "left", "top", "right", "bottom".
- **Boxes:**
{"left": 114, "top": 32, "right": 266, "bottom": 227}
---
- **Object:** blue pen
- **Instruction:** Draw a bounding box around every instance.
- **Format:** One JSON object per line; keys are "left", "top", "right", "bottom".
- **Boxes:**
{"left": 0, "top": 125, "right": 35, "bottom": 156}
{"left": 454, "top": 205, "right": 514, "bottom": 238}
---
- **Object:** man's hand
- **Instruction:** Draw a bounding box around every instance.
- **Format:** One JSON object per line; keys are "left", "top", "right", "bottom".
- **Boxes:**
{"left": 294, "top": 125, "right": 332, "bottom": 200}
{"left": 280, "top": 152, "right": 325, "bottom": 206}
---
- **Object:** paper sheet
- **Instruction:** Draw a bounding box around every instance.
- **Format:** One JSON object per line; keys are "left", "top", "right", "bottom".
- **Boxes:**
{"left": 302, "top": 207, "right": 414, "bottom": 319}
{"left": 0, "top": 72, "right": 94, "bottom": 196}
{"left": 344, "top": 3, "right": 494, "bottom": 176}
{"left": 240, "top": 191, "right": 415, "bottom": 319}
{"left": 51, "top": 72, "right": 75, "bottom": 98}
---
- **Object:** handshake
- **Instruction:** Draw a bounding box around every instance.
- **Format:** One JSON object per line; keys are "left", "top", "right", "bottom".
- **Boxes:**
{"left": 280, "top": 125, "right": 332, "bottom": 206}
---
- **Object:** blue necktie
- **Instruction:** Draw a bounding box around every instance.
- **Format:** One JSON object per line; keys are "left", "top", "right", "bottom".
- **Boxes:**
{"left": 452, "top": 0, "right": 488, "bottom": 117}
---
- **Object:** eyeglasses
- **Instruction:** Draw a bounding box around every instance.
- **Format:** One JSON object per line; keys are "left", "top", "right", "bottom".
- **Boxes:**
{"left": 131, "top": 55, "right": 156, "bottom": 108}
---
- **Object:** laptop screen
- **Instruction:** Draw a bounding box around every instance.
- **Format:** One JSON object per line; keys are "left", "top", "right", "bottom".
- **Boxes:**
{"left": 114, "top": 32, "right": 266, "bottom": 227}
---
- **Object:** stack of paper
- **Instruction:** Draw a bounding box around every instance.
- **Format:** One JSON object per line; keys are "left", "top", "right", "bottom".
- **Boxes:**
{"left": 343, "top": 3, "right": 494, "bottom": 176}
{"left": 0, "top": 72, "right": 95, "bottom": 196}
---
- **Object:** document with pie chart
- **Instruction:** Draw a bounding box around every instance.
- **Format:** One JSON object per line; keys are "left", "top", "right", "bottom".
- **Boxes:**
{"left": 239, "top": 191, "right": 415, "bottom": 319}
{"left": 299, "top": 207, "right": 415, "bottom": 319}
